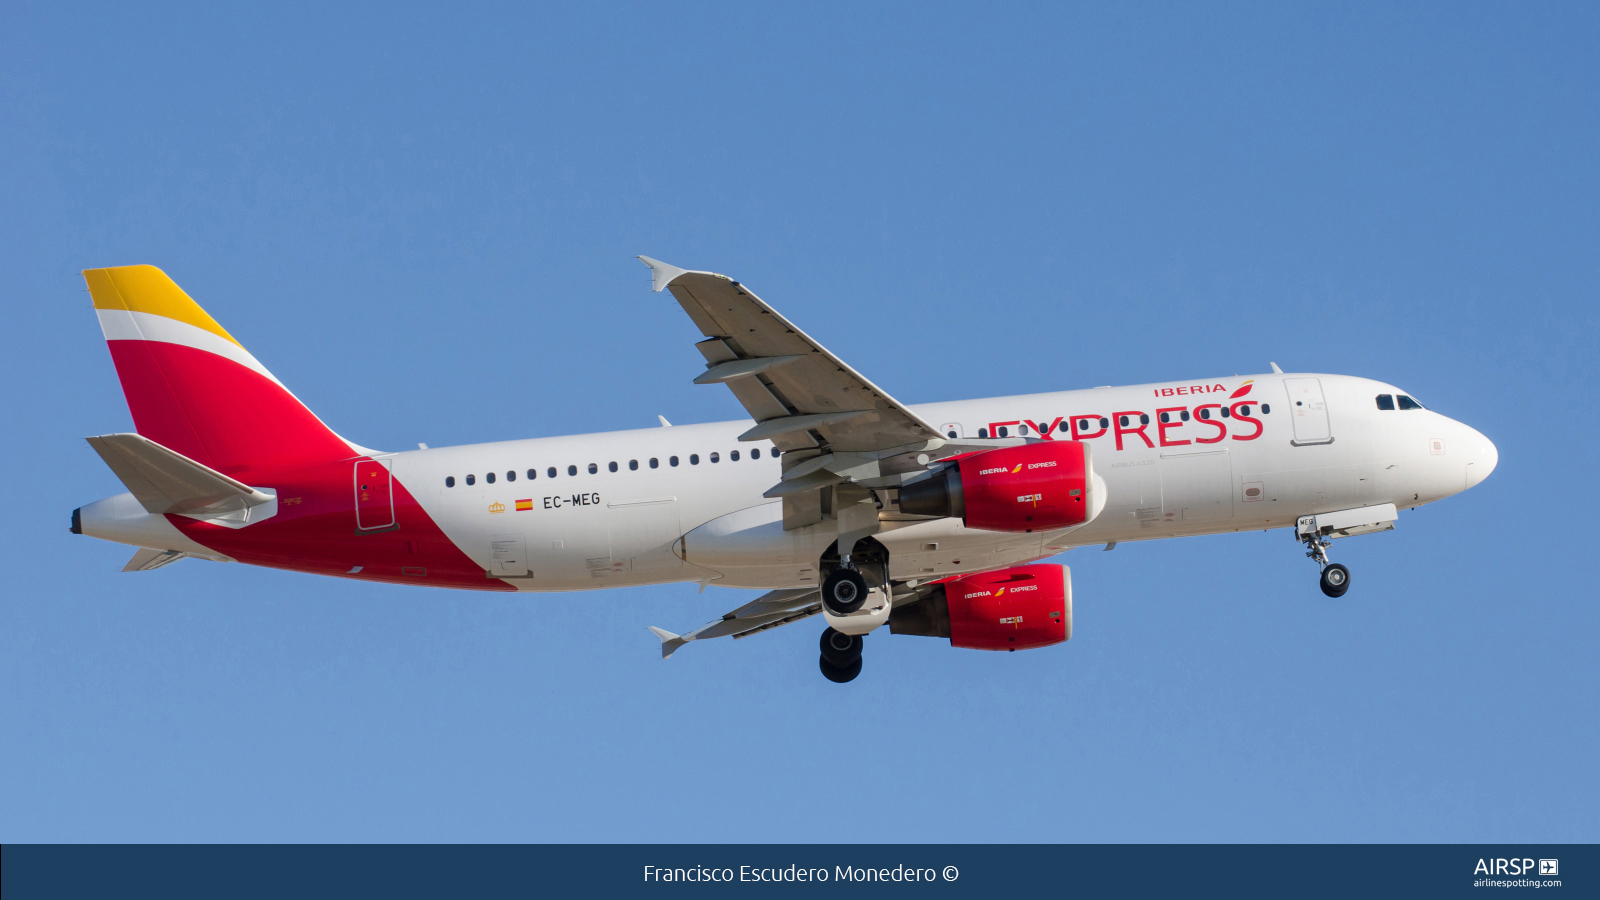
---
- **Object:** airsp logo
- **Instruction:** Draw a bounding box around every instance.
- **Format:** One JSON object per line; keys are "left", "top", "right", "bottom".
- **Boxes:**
{"left": 1473, "top": 858, "right": 1552, "bottom": 876}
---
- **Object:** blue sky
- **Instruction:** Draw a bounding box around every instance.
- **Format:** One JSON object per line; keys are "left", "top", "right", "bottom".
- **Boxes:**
{"left": 2, "top": 2, "right": 1596, "bottom": 842}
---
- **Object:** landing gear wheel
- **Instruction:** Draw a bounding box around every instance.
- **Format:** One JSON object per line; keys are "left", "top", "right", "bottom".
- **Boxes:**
{"left": 1320, "top": 563, "right": 1351, "bottom": 598}
{"left": 820, "top": 628, "right": 864, "bottom": 667}
{"left": 819, "top": 655, "right": 863, "bottom": 683}
{"left": 821, "top": 568, "right": 869, "bottom": 615}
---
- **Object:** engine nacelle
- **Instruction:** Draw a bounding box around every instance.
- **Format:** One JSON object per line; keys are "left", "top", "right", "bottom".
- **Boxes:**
{"left": 897, "top": 441, "right": 1094, "bottom": 532}
{"left": 889, "top": 564, "right": 1071, "bottom": 651}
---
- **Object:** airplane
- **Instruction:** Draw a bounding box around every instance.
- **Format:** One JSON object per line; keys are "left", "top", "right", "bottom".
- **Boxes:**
{"left": 72, "top": 258, "right": 1498, "bottom": 682}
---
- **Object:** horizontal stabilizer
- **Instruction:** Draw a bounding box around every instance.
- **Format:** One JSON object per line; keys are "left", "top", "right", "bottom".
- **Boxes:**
{"left": 86, "top": 433, "right": 276, "bottom": 526}
{"left": 122, "top": 547, "right": 188, "bottom": 571}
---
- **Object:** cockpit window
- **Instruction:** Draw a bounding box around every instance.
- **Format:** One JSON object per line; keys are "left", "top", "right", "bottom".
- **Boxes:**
{"left": 1376, "top": 394, "right": 1395, "bottom": 410}
{"left": 1397, "top": 395, "right": 1425, "bottom": 410}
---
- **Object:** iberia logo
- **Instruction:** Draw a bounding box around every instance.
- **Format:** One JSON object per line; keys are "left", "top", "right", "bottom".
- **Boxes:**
{"left": 488, "top": 501, "right": 506, "bottom": 514}
{"left": 1229, "top": 379, "right": 1255, "bottom": 399}
{"left": 994, "top": 587, "right": 1006, "bottom": 597}
{"left": 1010, "top": 464, "right": 1022, "bottom": 474}
{"left": 515, "top": 499, "right": 533, "bottom": 511}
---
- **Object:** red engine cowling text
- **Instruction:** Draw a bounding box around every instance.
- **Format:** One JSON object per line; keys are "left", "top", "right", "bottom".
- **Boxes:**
{"left": 956, "top": 441, "right": 1089, "bottom": 532}
{"left": 945, "top": 564, "right": 1070, "bottom": 651}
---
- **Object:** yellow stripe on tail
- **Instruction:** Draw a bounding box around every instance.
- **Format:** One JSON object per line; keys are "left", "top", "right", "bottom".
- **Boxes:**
{"left": 84, "top": 265, "right": 241, "bottom": 348}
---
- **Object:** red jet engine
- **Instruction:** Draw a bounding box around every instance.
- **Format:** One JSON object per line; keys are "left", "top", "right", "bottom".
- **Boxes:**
{"left": 897, "top": 441, "right": 1093, "bottom": 532}
{"left": 889, "top": 564, "right": 1072, "bottom": 651}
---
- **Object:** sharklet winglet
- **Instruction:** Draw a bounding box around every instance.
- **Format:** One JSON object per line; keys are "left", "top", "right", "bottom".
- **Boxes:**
{"left": 647, "top": 626, "right": 689, "bottom": 659}
{"left": 637, "top": 256, "right": 691, "bottom": 293}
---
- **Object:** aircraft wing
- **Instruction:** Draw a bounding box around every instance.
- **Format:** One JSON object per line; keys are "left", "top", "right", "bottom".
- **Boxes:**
{"left": 639, "top": 257, "right": 1019, "bottom": 529}
{"left": 647, "top": 587, "right": 822, "bottom": 658}
{"left": 639, "top": 256, "right": 946, "bottom": 454}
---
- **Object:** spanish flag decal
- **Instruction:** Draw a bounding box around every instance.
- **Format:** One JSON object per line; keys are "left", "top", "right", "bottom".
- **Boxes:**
{"left": 515, "top": 499, "right": 534, "bottom": 511}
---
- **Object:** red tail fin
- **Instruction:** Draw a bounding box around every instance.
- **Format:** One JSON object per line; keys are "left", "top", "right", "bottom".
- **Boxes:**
{"left": 85, "top": 265, "right": 359, "bottom": 480}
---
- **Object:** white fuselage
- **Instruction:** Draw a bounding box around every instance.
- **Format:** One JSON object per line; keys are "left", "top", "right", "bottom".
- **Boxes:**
{"left": 392, "top": 372, "right": 1496, "bottom": 592}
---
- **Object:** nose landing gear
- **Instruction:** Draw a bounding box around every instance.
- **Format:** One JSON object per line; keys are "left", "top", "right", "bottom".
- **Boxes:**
{"left": 1319, "top": 563, "right": 1351, "bottom": 597}
{"left": 1301, "top": 530, "right": 1351, "bottom": 598}
{"left": 819, "top": 627, "right": 864, "bottom": 682}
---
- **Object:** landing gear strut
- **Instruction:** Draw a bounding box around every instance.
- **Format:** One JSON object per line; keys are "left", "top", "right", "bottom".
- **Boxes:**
{"left": 818, "top": 627, "right": 864, "bottom": 683}
{"left": 1301, "top": 530, "right": 1351, "bottom": 598}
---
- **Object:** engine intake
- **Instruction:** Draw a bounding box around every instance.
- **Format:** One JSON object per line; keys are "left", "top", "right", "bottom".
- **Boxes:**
{"left": 898, "top": 440, "right": 1094, "bottom": 532}
{"left": 890, "top": 564, "right": 1072, "bottom": 651}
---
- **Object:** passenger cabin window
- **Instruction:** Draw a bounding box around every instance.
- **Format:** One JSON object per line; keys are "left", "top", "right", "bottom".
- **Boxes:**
{"left": 588, "top": 463, "right": 598, "bottom": 474}
{"left": 1261, "top": 404, "right": 1271, "bottom": 414}
{"left": 608, "top": 461, "right": 618, "bottom": 472}
{"left": 650, "top": 458, "right": 660, "bottom": 468}
{"left": 567, "top": 465, "right": 577, "bottom": 476}
{"left": 670, "top": 456, "right": 679, "bottom": 467}
{"left": 445, "top": 476, "right": 455, "bottom": 487}
{"left": 690, "top": 454, "right": 700, "bottom": 465}
{"left": 1397, "top": 395, "right": 1425, "bottom": 410}
{"left": 1058, "top": 421, "right": 1070, "bottom": 433}
{"left": 730, "top": 450, "right": 740, "bottom": 461}
{"left": 486, "top": 472, "right": 496, "bottom": 484}
{"left": 629, "top": 460, "right": 639, "bottom": 470}
{"left": 751, "top": 448, "right": 761, "bottom": 459}
{"left": 997, "top": 426, "right": 1009, "bottom": 437}
{"left": 506, "top": 470, "right": 516, "bottom": 481}
{"left": 710, "top": 452, "right": 720, "bottom": 463}
{"left": 978, "top": 428, "right": 988, "bottom": 438}
{"left": 466, "top": 474, "right": 476, "bottom": 486}
{"left": 1376, "top": 394, "right": 1395, "bottom": 410}
{"left": 527, "top": 469, "right": 537, "bottom": 480}
{"left": 548, "top": 467, "right": 557, "bottom": 478}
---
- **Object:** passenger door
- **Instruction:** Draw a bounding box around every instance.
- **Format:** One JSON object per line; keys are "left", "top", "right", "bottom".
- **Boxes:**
{"left": 354, "top": 459, "right": 395, "bottom": 530}
{"left": 1284, "top": 377, "right": 1333, "bottom": 445}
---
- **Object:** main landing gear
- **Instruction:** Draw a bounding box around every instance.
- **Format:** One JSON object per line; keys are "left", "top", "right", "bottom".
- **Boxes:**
{"left": 816, "top": 537, "right": 888, "bottom": 682}
{"left": 821, "top": 567, "right": 868, "bottom": 615}
{"left": 819, "top": 627, "right": 864, "bottom": 683}
{"left": 1301, "top": 530, "right": 1352, "bottom": 598}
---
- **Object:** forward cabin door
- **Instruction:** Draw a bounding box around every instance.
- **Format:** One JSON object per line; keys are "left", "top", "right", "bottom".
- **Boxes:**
{"left": 354, "top": 459, "right": 395, "bottom": 530}
{"left": 1284, "top": 377, "right": 1333, "bottom": 445}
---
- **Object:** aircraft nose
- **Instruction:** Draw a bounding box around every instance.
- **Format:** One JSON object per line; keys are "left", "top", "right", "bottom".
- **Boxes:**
{"left": 1463, "top": 426, "right": 1497, "bottom": 490}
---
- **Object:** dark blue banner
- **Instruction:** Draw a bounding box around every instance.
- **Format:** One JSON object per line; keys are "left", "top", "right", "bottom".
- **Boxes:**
{"left": 3, "top": 844, "right": 1592, "bottom": 898}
